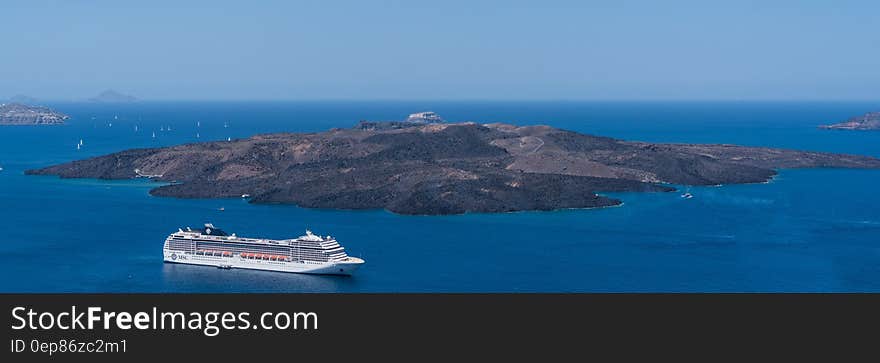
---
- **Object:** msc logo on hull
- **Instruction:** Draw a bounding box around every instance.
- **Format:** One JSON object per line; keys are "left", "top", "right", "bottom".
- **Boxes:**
{"left": 169, "top": 253, "right": 187, "bottom": 261}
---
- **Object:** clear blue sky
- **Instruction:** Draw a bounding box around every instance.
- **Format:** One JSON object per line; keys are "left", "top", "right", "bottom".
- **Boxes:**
{"left": 2, "top": 0, "right": 878, "bottom": 101}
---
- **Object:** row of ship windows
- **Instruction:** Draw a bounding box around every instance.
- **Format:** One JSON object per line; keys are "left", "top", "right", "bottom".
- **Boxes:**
{"left": 191, "top": 251, "right": 329, "bottom": 262}
{"left": 172, "top": 237, "right": 338, "bottom": 249}
{"left": 177, "top": 247, "right": 333, "bottom": 258}
{"left": 194, "top": 242, "right": 289, "bottom": 253}
{"left": 193, "top": 245, "right": 336, "bottom": 255}
{"left": 191, "top": 256, "right": 297, "bottom": 263}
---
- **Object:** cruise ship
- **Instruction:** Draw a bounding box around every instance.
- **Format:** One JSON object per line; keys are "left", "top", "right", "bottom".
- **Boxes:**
{"left": 163, "top": 224, "right": 365, "bottom": 275}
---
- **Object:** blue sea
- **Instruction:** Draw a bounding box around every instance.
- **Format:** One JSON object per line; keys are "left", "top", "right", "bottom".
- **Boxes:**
{"left": 1, "top": 101, "right": 879, "bottom": 292}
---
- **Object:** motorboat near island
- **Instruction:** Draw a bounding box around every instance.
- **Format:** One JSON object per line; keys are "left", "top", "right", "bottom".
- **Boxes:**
{"left": 163, "top": 223, "right": 365, "bottom": 275}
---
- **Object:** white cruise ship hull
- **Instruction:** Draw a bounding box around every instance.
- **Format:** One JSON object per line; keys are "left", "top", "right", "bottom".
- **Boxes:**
{"left": 163, "top": 250, "right": 365, "bottom": 275}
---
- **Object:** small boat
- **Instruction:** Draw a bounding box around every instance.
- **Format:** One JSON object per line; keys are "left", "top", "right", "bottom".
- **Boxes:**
{"left": 0, "top": 166, "right": 4, "bottom": 172}
{"left": 681, "top": 192, "right": 693, "bottom": 199}
{"left": 217, "top": 264, "right": 232, "bottom": 269}
{"left": 218, "top": 207, "right": 225, "bottom": 211}
{"left": 241, "top": 194, "right": 251, "bottom": 198}
{"left": 227, "top": 137, "right": 232, "bottom": 142}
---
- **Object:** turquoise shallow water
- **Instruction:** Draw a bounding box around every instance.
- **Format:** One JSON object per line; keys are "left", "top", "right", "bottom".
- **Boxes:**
{"left": 1, "top": 101, "right": 878, "bottom": 292}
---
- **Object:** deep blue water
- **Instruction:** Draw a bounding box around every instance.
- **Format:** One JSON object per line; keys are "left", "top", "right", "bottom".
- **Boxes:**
{"left": 1, "top": 101, "right": 879, "bottom": 292}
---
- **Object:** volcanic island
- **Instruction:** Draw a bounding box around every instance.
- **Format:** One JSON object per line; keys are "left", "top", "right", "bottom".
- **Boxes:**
{"left": 27, "top": 112, "right": 880, "bottom": 215}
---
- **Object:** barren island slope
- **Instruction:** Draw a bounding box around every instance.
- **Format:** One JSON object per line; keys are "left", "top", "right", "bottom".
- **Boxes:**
{"left": 26, "top": 121, "right": 880, "bottom": 214}
{"left": 0, "top": 103, "right": 69, "bottom": 125}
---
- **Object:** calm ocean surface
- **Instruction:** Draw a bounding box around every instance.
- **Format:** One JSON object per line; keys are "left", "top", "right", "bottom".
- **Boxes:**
{"left": 1, "top": 101, "right": 879, "bottom": 292}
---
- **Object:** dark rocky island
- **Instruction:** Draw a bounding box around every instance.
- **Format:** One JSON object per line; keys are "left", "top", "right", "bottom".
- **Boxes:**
{"left": 820, "top": 112, "right": 880, "bottom": 130}
{"left": 26, "top": 117, "right": 880, "bottom": 214}
{"left": 89, "top": 89, "right": 138, "bottom": 103}
{"left": 0, "top": 103, "right": 70, "bottom": 125}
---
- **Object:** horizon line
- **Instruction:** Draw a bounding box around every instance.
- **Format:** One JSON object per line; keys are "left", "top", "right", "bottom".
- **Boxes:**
{"left": 7, "top": 98, "right": 880, "bottom": 103}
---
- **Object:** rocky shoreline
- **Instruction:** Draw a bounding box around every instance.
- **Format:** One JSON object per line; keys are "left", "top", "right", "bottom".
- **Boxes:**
{"left": 26, "top": 119, "right": 880, "bottom": 214}
{"left": 820, "top": 111, "right": 880, "bottom": 130}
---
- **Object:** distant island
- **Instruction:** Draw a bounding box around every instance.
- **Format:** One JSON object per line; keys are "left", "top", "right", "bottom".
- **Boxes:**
{"left": 27, "top": 113, "right": 880, "bottom": 214}
{"left": 0, "top": 103, "right": 69, "bottom": 125}
{"left": 820, "top": 112, "right": 880, "bottom": 130}
{"left": 89, "top": 89, "right": 138, "bottom": 103}
{"left": 6, "top": 94, "right": 39, "bottom": 105}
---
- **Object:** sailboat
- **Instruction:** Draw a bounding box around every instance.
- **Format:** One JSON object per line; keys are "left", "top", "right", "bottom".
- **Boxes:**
{"left": 227, "top": 137, "right": 232, "bottom": 142}
{"left": 196, "top": 132, "right": 200, "bottom": 138}
{"left": 152, "top": 131, "right": 156, "bottom": 138}
{"left": 224, "top": 121, "right": 229, "bottom": 128}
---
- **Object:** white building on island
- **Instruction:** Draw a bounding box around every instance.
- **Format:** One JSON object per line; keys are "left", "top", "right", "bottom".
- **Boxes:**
{"left": 405, "top": 111, "right": 444, "bottom": 124}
